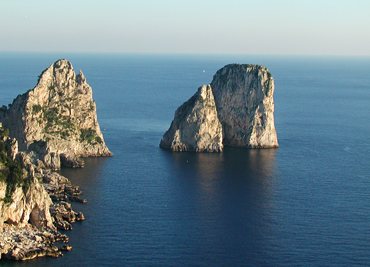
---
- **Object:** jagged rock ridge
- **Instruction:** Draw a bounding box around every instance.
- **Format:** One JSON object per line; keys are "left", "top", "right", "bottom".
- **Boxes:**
{"left": 0, "top": 59, "right": 112, "bottom": 170}
{"left": 160, "top": 64, "right": 278, "bottom": 152}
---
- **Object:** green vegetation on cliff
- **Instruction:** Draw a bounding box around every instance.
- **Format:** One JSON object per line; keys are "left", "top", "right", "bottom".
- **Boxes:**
{"left": 80, "top": 128, "right": 102, "bottom": 144}
{"left": 0, "top": 129, "right": 27, "bottom": 203}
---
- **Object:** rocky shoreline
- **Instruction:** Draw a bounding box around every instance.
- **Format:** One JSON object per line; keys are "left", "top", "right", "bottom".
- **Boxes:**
{"left": 0, "top": 59, "right": 113, "bottom": 261}
{"left": 0, "top": 225, "right": 69, "bottom": 261}
{"left": 43, "top": 171, "right": 86, "bottom": 231}
{"left": 0, "top": 168, "right": 86, "bottom": 260}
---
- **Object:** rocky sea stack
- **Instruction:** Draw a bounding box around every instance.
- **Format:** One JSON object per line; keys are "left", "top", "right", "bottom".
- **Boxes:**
{"left": 0, "top": 59, "right": 112, "bottom": 170}
{"left": 160, "top": 64, "right": 278, "bottom": 152}
{"left": 0, "top": 59, "right": 112, "bottom": 260}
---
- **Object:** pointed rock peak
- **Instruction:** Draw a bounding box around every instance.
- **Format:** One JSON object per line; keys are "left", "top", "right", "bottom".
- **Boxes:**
{"left": 36, "top": 59, "right": 75, "bottom": 87}
{"left": 0, "top": 59, "right": 112, "bottom": 160}
{"left": 76, "top": 70, "right": 86, "bottom": 85}
{"left": 160, "top": 84, "right": 223, "bottom": 152}
{"left": 53, "top": 59, "right": 72, "bottom": 69}
{"left": 52, "top": 59, "right": 74, "bottom": 77}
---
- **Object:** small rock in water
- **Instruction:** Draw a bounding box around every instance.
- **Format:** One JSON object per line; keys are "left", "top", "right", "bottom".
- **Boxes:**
{"left": 60, "top": 245, "right": 73, "bottom": 251}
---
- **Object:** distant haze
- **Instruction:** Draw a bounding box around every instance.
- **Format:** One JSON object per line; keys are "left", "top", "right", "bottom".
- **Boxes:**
{"left": 1, "top": 0, "right": 369, "bottom": 55}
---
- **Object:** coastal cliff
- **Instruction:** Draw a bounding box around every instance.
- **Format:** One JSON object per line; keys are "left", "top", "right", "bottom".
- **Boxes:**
{"left": 160, "top": 64, "right": 278, "bottom": 151}
{"left": 0, "top": 59, "right": 112, "bottom": 170}
{"left": 0, "top": 59, "right": 111, "bottom": 260}
{"left": 0, "top": 132, "right": 68, "bottom": 260}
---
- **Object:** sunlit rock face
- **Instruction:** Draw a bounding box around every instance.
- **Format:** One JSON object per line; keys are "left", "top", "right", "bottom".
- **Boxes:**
{"left": 211, "top": 64, "right": 278, "bottom": 148}
{"left": 0, "top": 177, "right": 54, "bottom": 229}
{"left": 160, "top": 64, "right": 278, "bottom": 152}
{"left": 160, "top": 85, "right": 223, "bottom": 152}
{"left": 0, "top": 59, "right": 110, "bottom": 261}
{"left": 0, "top": 59, "right": 112, "bottom": 169}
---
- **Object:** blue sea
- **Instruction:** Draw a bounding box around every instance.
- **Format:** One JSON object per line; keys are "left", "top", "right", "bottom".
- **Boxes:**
{"left": 0, "top": 53, "right": 370, "bottom": 266}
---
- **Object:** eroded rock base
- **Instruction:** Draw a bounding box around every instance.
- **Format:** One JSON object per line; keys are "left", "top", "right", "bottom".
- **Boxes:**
{"left": 0, "top": 225, "right": 69, "bottom": 260}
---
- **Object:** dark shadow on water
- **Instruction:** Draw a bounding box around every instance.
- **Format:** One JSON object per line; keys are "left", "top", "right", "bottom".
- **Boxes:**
{"left": 161, "top": 146, "right": 278, "bottom": 215}
{"left": 162, "top": 146, "right": 278, "bottom": 194}
{"left": 58, "top": 157, "right": 110, "bottom": 193}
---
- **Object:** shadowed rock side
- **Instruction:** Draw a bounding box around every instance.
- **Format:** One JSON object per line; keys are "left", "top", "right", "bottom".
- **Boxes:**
{"left": 160, "top": 85, "right": 223, "bottom": 152}
{"left": 0, "top": 59, "right": 112, "bottom": 170}
{"left": 160, "top": 64, "right": 278, "bottom": 152}
{"left": 211, "top": 64, "right": 278, "bottom": 148}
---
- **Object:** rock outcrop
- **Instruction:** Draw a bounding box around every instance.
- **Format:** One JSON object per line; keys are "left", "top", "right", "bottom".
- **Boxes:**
{"left": 0, "top": 138, "right": 72, "bottom": 260}
{"left": 0, "top": 225, "right": 69, "bottom": 260}
{"left": 160, "top": 64, "right": 278, "bottom": 151}
{"left": 160, "top": 85, "right": 223, "bottom": 152}
{"left": 0, "top": 177, "right": 53, "bottom": 229}
{"left": 0, "top": 59, "right": 112, "bottom": 170}
{"left": 0, "top": 59, "right": 110, "bottom": 260}
{"left": 211, "top": 64, "right": 278, "bottom": 148}
{"left": 0, "top": 132, "right": 84, "bottom": 259}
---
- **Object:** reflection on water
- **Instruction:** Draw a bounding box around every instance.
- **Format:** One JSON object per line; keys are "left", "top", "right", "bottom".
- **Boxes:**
{"left": 166, "top": 146, "right": 277, "bottom": 196}
{"left": 160, "top": 147, "right": 279, "bottom": 265}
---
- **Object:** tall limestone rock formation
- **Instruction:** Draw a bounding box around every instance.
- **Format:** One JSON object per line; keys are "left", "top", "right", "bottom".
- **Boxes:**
{"left": 0, "top": 59, "right": 111, "bottom": 260}
{"left": 0, "top": 59, "right": 112, "bottom": 169}
{"left": 211, "top": 64, "right": 278, "bottom": 148}
{"left": 160, "top": 64, "right": 278, "bottom": 152}
{"left": 160, "top": 85, "right": 223, "bottom": 152}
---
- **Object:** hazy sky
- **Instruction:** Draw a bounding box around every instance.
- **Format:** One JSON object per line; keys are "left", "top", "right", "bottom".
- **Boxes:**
{"left": 1, "top": 0, "right": 369, "bottom": 55}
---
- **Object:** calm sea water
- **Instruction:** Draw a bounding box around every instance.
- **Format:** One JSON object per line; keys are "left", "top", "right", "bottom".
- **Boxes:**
{"left": 0, "top": 53, "right": 370, "bottom": 266}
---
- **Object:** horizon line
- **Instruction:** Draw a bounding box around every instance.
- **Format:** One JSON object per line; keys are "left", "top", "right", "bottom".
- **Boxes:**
{"left": 0, "top": 50, "right": 369, "bottom": 58}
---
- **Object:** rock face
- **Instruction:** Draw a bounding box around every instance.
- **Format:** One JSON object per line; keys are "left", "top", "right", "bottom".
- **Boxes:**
{"left": 160, "top": 85, "right": 223, "bottom": 152}
{"left": 0, "top": 177, "right": 53, "bottom": 229}
{"left": 211, "top": 64, "right": 278, "bottom": 148}
{"left": 0, "top": 59, "right": 110, "bottom": 260}
{"left": 0, "top": 59, "right": 112, "bottom": 170}
{"left": 0, "top": 132, "right": 85, "bottom": 261}
{"left": 160, "top": 64, "right": 278, "bottom": 151}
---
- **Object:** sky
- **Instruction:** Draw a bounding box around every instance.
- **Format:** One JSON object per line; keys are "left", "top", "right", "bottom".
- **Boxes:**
{"left": 0, "top": 0, "right": 369, "bottom": 55}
